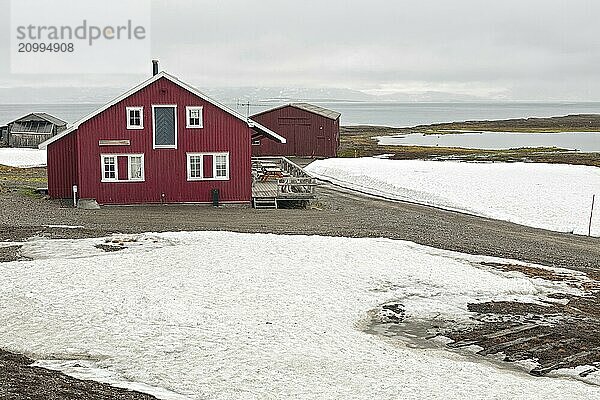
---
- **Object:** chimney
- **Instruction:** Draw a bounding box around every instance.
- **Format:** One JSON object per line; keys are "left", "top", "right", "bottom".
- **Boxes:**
{"left": 152, "top": 60, "right": 159, "bottom": 76}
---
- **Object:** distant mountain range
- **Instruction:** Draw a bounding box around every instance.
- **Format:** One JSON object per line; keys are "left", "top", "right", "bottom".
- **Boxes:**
{"left": 0, "top": 85, "right": 493, "bottom": 105}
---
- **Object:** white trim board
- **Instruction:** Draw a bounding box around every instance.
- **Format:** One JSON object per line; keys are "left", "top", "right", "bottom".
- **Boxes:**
{"left": 38, "top": 71, "right": 286, "bottom": 148}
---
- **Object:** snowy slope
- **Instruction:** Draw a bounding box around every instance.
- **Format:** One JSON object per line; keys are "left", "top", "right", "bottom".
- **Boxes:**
{"left": 306, "top": 158, "right": 600, "bottom": 236}
{"left": 0, "top": 232, "right": 597, "bottom": 399}
{"left": 0, "top": 148, "right": 46, "bottom": 167}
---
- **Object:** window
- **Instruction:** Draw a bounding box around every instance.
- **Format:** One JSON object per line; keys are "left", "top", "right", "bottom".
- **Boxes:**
{"left": 101, "top": 154, "right": 144, "bottom": 182}
{"left": 188, "top": 155, "right": 203, "bottom": 179}
{"left": 186, "top": 106, "right": 203, "bottom": 128}
{"left": 152, "top": 105, "right": 177, "bottom": 149}
{"left": 129, "top": 155, "right": 144, "bottom": 181}
{"left": 187, "top": 152, "right": 229, "bottom": 181}
{"left": 102, "top": 156, "right": 117, "bottom": 181}
{"left": 215, "top": 154, "right": 228, "bottom": 178}
{"left": 252, "top": 138, "right": 261, "bottom": 146}
{"left": 126, "top": 107, "right": 143, "bottom": 129}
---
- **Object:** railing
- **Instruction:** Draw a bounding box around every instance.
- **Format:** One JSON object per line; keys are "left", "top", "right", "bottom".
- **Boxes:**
{"left": 252, "top": 156, "right": 317, "bottom": 199}
{"left": 277, "top": 177, "right": 317, "bottom": 197}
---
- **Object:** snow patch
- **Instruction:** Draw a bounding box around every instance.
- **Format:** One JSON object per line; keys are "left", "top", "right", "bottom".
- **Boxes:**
{"left": 0, "top": 231, "right": 596, "bottom": 399}
{"left": 0, "top": 148, "right": 46, "bottom": 168}
{"left": 306, "top": 158, "right": 600, "bottom": 236}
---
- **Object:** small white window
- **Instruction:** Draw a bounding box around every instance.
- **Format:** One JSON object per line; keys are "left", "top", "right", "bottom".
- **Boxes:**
{"left": 188, "top": 155, "right": 203, "bottom": 179}
{"left": 102, "top": 156, "right": 117, "bottom": 181}
{"left": 187, "top": 152, "right": 229, "bottom": 181}
{"left": 215, "top": 154, "right": 228, "bottom": 179}
{"left": 252, "top": 138, "right": 261, "bottom": 146}
{"left": 186, "top": 106, "right": 203, "bottom": 128}
{"left": 127, "top": 107, "right": 143, "bottom": 129}
{"left": 128, "top": 155, "right": 144, "bottom": 181}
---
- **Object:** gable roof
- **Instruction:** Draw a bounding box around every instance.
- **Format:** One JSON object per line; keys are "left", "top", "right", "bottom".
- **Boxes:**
{"left": 12, "top": 112, "right": 67, "bottom": 126}
{"left": 252, "top": 103, "right": 341, "bottom": 121}
{"left": 38, "top": 72, "right": 285, "bottom": 148}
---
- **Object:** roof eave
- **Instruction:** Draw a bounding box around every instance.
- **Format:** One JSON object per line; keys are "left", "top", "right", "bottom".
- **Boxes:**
{"left": 248, "top": 120, "right": 286, "bottom": 143}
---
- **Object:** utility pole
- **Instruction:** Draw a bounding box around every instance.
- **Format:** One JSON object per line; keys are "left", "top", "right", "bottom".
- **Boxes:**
{"left": 589, "top": 194, "right": 595, "bottom": 236}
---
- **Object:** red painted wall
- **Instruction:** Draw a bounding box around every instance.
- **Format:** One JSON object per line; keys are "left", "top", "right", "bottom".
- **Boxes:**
{"left": 251, "top": 106, "right": 339, "bottom": 158}
{"left": 48, "top": 77, "right": 252, "bottom": 204}
{"left": 47, "top": 133, "right": 78, "bottom": 198}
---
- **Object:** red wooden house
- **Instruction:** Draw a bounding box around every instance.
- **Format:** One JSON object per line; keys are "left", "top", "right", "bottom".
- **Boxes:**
{"left": 40, "top": 69, "right": 285, "bottom": 205}
{"left": 250, "top": 103, "right": 341, "bottom": 158}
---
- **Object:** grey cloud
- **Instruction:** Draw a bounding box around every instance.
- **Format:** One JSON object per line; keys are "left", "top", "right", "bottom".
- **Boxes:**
{"left": 1, "top": 0, "right": 600, "bottom": 100}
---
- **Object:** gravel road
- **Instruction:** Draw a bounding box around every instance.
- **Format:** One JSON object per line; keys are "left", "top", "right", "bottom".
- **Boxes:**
{"left": 1, "top": 182, "right": 599, "bottom": 274}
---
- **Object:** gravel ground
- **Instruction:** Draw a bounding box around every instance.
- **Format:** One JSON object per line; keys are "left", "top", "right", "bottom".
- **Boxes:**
{"left": 1, "top": 182, "right": 599, "bottom": 273}
{"left": 0, "top": 350, "right": 157, "bottom": 400}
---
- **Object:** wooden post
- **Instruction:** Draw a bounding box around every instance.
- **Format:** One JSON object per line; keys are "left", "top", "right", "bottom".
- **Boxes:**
{"left": 589, "top": 194, "right": 596, "bottom": 237}
{"left": 72, "top": 185, "right": 78, "bottom": 208}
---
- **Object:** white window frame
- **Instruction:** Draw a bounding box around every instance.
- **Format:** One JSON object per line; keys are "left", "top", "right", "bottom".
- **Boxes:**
{"left": 186, "top": 106, "right": 203, "bottom": 129}
{"left": 127, "top": 154, "right": 145, "bottom": 181}
{"left": 186, "top": 152, "right": 230, "bottom": 181}
{"left": 152, "top": 104, "right": 178, "bottom": 149}
{"left": 126, "top": 107, "right": 144, "bottom": 130}
{"left": 100, "top": 154, "right": 145, "bottom": 183}
{"left": 187, "top": 154, "right": 204, "bottom": 181}
{"left": 101, "top": 155, "right": 118, "bottom": 182}
{"left": 251, "top": 138, "right": 261, "bottom": 146}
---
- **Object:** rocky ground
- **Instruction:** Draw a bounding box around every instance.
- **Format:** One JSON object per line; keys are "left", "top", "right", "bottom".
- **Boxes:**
{"left": 0, "top": 350, "right": 157, "bottom": 400}
{"left": 369, "top": 261, "right": 600, "bottom": 380}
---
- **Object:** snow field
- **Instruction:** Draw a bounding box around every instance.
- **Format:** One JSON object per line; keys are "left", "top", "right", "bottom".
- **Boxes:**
{"left": 0, "top": 232, "right": 597, "bottom": 399}
{"left": 0, "top": 147, "right": 47, "bottom": 168}
{"left": 305, "top": 158, "right": 600, "bottom": 236}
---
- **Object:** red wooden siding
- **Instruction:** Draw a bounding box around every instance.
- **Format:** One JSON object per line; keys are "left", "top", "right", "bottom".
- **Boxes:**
{"left": 47, "top": 77, "right": 252, "bottom": 204}
{"left": 117, "top": 156, "right": 128, "bottom": 181}
{"left": 47, "top": 133, "right": 78, "bottom": 198}
{"left": 203, "top": 155, "right": 213, "bottom": 179}
{"left": 251, "top": 106, "right": 340, "bottom": 158}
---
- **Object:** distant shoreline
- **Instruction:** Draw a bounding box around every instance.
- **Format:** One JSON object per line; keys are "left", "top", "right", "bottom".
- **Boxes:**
{"left": 339, "top": 114, "right": 600, "bottom": 167}
{"left": 342, "top": 114, "right": 600, "bottom": 134}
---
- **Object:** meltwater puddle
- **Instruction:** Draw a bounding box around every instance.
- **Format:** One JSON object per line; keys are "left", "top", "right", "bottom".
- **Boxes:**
{"left": 17, "top": 234, "right": 179, "bottom": 261}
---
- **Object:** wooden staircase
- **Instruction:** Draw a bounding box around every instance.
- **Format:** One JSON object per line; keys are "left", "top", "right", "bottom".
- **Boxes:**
{"left": 253, "top": 197, "right": 278, "bottom": 209}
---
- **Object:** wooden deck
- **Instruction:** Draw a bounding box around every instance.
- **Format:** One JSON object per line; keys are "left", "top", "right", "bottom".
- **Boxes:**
{"left": 252, "top": 181, "right": 278, "bottom": 198}
{"left": 251, "top": 157, "right": 317, "bottom": 208}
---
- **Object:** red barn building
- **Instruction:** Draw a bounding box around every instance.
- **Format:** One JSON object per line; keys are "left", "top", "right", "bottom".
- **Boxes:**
{"left": 250, "top": 103, "right": 341, "bottom": 158}
{"left": 40, "top": 70, "right": 285, "bottom": 205}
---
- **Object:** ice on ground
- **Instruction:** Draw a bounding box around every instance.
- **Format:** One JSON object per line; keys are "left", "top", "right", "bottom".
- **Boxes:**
{"left": 305, "top": 158, "right": 600, "bottom": 236}
{"left": 0, "top": 148, "right": 46, "bottom": 168}
{"left": 0, "top": 231, "right": 597, "bottom": 399}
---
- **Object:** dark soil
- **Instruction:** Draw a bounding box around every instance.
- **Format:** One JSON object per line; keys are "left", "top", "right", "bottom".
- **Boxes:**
{"left": 0, "top": 245, "right": 26, "bottom": 262}
{"left": 0, "top": 350, "right": 157, "bottom": 400}
{"left": 445, "top": 290, "right": 600, "bottom": 377}
{"left": 368, "top": 261, "right": 600, "bottom": 379}
{"left": 94, "top": 244, "right": 126, "bottom": 252}
{"left": 439, "top": 261, "right": 600, "bottom": 377}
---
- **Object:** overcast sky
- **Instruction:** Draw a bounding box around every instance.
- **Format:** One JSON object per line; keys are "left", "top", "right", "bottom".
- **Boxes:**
{"left": 1, "top": 0, "right": 599, "bottom": 100}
